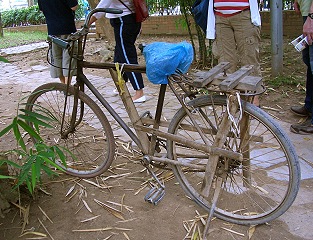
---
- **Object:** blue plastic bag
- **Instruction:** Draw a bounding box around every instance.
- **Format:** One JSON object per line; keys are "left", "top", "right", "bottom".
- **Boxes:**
{"left": 143, "top": 41, "right": 193, "bottom": 84}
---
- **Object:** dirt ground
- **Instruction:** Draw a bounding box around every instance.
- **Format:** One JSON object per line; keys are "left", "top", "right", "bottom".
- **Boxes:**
{"left": 0, "top": 34, "right": 311, "bottom": 240}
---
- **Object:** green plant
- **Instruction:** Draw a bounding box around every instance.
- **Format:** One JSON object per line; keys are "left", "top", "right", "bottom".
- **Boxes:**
{"left": 0, "top": 97, "right": 69, "bottom": 194}
{"left": 76, "top": 0, "right": 87, "bottom": 20}
{"left": 0, "top": 56, "right": 9, "bottom": 63}
{"left": 1, "top": 5, "right": 45, "bottom": 27}
{"left": 267, "top": 75, "right": 301, "bottom": 88}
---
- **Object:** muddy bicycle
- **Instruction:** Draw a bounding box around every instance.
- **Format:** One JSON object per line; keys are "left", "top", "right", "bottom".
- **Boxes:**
{"left": 25, "top": 8, "right": 300, "bottom": 230}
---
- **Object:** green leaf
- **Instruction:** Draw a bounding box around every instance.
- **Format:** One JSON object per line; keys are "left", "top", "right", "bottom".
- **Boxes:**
{"left": 25, "top": 177, "right": 33, "bottom": 194}
{"left": 0, "top": 175, "right": 15, "bottom": 179}
{"left": 0, "top": 122, "right": 14, "bottom": 137}
{"left": 17, "top": 155, "right": 35, "bottom": 186}
{"left": 12, "top": 119, "right": 26, "bottom": 152}
{"left": 41, "top": 164, "right": 58, "bottom": 176}
{"left": 53, "top": 146, "right": 67, "bottom": 167}
{"left": 24, "top": 103, "right": 59, "bottom": 122}
{"left": 19, "top": 108, "right": 54, "bottom": 122}
{"left": 17, "top": 119, "right": 42, "bottom": 141}
{"left": 0, "top": 56, "right": 10, "bottom": 63}
{"left": 31, "top": 164, "right": 37, "bottom": 191}
{"left": 37, "top": 150, "right": 55, "bottom": 159}
{"left": 35, "top": 158, "right": 41, "bottom": 177}
{"left": 41, "top": 156, "right": 65, "bottom": 172}
{"left": 18, "top": 114, "right": 54, "bottom": 129}
{"left": 0, "top": 159, "right": 22, "bottom": 169}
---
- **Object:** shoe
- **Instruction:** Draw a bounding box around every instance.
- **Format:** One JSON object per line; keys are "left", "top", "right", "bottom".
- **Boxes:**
{"left": 113, "top": 89, "right": 119, "bottom": 96}
{"left": 290, "top": 120, "right": 313, "bottom": 135}
{"left": 133, "top": 95, "right": 146, "bottom": 103}
{"left": 290, "top": 105, "right": 311, "bottom": 117}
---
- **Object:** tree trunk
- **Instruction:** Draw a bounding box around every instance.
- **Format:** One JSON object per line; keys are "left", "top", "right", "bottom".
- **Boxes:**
{"left": 87, "top": 0, "right": 115, "bottom": 44}
{"left": 27, "top": 0, "right": 35, "bottom": 7}
{"left": 0, "top": 12, "right": 3, "bottom": 38}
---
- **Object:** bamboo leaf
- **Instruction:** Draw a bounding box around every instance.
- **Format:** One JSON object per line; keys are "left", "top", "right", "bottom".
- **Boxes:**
{"left": 0, "top": 122, "right": 14, "bottom": 137}
{"left": 248, "top": 225, "right": 256, "bottom": 239}
{"left": 41, "top": 164, "right": 58, "bottom": 176}
{"left": 31, "top": 163, "right": 37, "bottom": 191}
{"left": 12, "top": 119, "right": 26, "bottom": 151}
{"left": 0, "top": 175, "right": 15, "bottom": 179}
{"left": 18, "top": 114, "right": 54, "bottom": 128}
{"left": 40, "top": 156, "right": 65, "bottom": 172}
{"left": 17, "top": 119, "right": 42, "bottom": 141}
{"left": 82, "top": 199, "right": 92, "bottom": 213}
{"left": 25, "top": 176, "right": 33, "bottom": 194}
{"left": 1, "top": 159, "right": 22, "bottom": 169}
{"left": 0, "top": 56, "right": 10, "bottom": 63}
{"left": 19, "top": 108, "right": 55, "bottom": 122}
{"left": 53, "top": 146, "right": 67, "bottom": 167}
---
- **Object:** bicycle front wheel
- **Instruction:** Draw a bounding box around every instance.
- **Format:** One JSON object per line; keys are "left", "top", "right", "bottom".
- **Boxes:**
{"left": 167, "top": 95, "right": 300, "bottom": 225}
{"left": 26, "top": 83, "right": 115, "bottom": 178}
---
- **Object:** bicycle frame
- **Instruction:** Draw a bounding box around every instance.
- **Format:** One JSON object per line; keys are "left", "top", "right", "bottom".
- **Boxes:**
{"left": 67, "top": 33, "right": 244, "bottom": 167}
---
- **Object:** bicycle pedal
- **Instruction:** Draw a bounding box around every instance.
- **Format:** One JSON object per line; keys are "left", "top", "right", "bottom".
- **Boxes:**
{"left": 144, "top": 186, "right": 165, "bottom": 205}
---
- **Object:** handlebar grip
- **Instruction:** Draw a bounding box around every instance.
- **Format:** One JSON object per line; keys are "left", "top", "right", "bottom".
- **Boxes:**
{"left": 99, "top": 8, "right": 123, "bottom": 14}
{"left": 48, "top": 35, "right": 70, "bottom": 49}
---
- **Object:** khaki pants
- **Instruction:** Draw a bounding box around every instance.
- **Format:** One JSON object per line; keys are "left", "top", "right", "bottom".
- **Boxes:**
{"left": 213, "top": 10, "right": 261, "bottom": 76}
{"left": 49, "top": 35, "right": 77, "bottom": 78}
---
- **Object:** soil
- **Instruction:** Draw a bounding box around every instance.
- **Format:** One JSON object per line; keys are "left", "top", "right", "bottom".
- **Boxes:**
{"left": 0, "top": 34, "right": 311, "bottom": 240}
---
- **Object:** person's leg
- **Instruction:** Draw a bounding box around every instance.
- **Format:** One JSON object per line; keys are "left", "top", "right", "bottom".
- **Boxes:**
{"left": 111, "top": 15, "right": 144, "bottom": 101}
{"left": 62, "top": 36, "right": 77, "bottom": 85}
{"left": 290, "top": 24, "right": 313, "bottom": 134}
{"left": 214, "top": 15, "right": 239, "bottom": 73}
{"left": 50, "top": 42, "right": 64, "bottom": 83}
{"left": 232, "top": 10, "right": 261, "bottom": 106}
{"left": 308, "top": 44, "right": 313, "bottom": 125}
{"left": 290, "top": 17, "right": 312, "bottom": 116}
{"left": 233, "top": 10, "right": 261, "bottom": 77}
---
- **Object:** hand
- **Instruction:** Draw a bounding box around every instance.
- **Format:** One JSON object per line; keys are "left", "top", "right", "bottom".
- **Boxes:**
{"left": 303, "top": 17, "right": 313, "bottom": 44}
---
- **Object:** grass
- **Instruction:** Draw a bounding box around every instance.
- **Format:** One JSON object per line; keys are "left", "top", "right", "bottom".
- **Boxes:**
{"left": 0, "top": 30, "right": 47, "bottom": 49}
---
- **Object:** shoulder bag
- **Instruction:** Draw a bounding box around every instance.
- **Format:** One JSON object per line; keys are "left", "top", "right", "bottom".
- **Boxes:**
{"left": 118, "top": 0, "right": 149, "bottom": 22}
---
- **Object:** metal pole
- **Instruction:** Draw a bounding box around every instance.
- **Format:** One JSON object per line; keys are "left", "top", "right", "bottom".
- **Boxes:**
{"left": 271, "top": 0, "right": 283, "bottom": 76}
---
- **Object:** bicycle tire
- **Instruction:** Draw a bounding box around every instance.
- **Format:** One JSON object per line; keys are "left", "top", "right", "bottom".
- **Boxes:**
{"left": 167, "top": 95, "right": 300, "bottom": 225}
{"left": 26, "top": 83, "right": 115, "bottom": 178}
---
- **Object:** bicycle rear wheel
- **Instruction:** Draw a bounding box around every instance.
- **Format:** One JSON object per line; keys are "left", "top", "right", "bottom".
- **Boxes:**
{"left": 167, "top": 95, "right": 300, "bottom": 225}
{"left": 26, "top": 83, "right": 115, "bottom": 178}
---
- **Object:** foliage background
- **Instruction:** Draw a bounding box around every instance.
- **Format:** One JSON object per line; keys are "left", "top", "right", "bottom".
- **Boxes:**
{"left": 0, "top": 0, "right": 86, "bottom": 28}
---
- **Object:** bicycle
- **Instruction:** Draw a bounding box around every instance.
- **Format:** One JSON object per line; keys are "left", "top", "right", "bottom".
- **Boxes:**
{"left": 25, "top": 8, "right": 300, "bottom": 231}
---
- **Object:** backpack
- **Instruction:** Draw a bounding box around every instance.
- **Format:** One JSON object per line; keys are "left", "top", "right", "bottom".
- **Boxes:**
{"left": 191, "top": 0, "right": 209, "bottom": 33}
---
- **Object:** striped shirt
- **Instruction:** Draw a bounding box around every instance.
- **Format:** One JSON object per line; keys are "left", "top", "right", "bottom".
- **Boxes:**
{"left": 214, "top": 0, "right": 250, "bottom": 17}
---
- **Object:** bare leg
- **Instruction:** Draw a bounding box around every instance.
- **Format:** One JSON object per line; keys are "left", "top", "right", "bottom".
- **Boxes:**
{"left": 253, "top": 96, "right": 260, "bottom": 107}
{"left": 59, "top": 76, "right": 66, "bottom": 84}
{"left": 132, "top": 89, "right": 144, "bottom": 101}
{"left": 59, "top": 76, "right": 71, "bottom": 85}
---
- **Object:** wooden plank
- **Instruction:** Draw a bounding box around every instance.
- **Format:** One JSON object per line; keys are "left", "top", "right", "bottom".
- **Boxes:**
{"left": 219, "top": 65, "right": 254, "bottom": 91}
{"left": 192, "top": 62, "right": 231, "bottom": 88}
{"left": 235, "top": 76, "right": 263, "bottom": 92}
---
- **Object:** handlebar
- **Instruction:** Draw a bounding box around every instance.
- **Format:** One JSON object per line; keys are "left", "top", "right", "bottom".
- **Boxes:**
{"left": 48, "top": 8, "right": 123, "bottom": 48}
{"left": 83, "top": 8, "right": 123, "bottom": 29}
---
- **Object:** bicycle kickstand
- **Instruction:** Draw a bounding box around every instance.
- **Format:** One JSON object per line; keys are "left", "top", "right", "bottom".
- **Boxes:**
{"left": 142, "top": 156, "right": 165, "bottom": 205}
{"left": 202, "top": 177, "right": 223, "bottom": 240}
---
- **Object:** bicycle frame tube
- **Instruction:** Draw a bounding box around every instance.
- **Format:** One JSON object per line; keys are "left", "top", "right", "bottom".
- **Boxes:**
{"left": 76, "top": 72, "right": 145, "bottom": 150}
